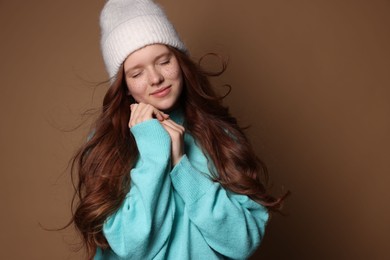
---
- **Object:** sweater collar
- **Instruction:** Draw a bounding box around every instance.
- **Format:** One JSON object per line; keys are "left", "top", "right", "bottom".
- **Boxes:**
{"left": 168, "top": 107, "right": 185, "bottom": 126}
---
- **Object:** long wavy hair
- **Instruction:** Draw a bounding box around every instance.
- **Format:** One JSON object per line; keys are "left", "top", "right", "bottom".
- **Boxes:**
{"left": 69, "top": 46, "right": 287, "bottom": 259}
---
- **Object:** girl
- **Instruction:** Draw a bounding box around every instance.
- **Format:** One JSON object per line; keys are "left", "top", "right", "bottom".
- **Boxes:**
{"left": 70, "top": 0, "right": 286, "bottom": 259}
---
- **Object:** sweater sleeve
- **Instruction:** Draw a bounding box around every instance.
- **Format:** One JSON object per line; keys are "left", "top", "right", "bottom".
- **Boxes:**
{"left": 170, "top": 155, "right": 269, "bottom": 259}
{"left": 99, "top": 119, "right": 175, "bottom": 259}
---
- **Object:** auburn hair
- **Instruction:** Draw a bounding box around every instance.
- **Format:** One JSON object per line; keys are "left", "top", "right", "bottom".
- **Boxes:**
{"left": 69, "top": 46, "right": 287, "bottom": 259}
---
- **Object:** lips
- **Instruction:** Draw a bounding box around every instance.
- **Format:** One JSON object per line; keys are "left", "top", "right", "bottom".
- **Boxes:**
{"left": 150, "top": 86, "right": 171, "bottom": 97}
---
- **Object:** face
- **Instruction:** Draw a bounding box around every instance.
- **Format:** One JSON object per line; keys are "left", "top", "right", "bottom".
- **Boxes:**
{"left": 123, "top": 44, "right": 183, "bottom": 112}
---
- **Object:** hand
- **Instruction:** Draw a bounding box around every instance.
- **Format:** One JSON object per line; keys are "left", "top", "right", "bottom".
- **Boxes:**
{"left": 160, "top": 119, "right": 185, "bottom": 166}
{"left": 129, "top": 103, "right": 169, "bottom": 128}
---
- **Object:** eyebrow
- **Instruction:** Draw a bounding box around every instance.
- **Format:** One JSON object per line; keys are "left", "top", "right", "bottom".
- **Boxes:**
{"left": 124, "top": 52, "right": 172, "bottom": 75}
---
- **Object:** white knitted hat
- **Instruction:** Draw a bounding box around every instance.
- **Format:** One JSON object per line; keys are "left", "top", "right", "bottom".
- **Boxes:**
{"left": 100, "top": 0, "right": 186, "bottom": 79}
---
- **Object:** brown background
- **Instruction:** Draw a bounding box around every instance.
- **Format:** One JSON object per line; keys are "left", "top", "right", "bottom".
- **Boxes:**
{"left": 1, "top": 0, "right": 389, "bottom": 259}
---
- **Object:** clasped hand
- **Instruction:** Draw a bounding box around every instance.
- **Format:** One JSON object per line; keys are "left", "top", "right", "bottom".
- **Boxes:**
{"left": 129, "top": 103, "right": 185, "bottom": 166}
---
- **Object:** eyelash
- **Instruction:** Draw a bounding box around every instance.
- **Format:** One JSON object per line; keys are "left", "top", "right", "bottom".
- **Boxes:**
{"left": 160, "top": 59, "right": 170, "bottom": 65}
{"left": 131, "top": 72, "right": 142, "bottom": 78}
{"left": 129, "top": 57, "right": 171, "bottom": 78}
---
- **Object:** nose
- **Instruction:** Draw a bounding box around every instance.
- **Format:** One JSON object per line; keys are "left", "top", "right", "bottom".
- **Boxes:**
{"left": 148, "top": 67, "right": 164, "bottom": 86}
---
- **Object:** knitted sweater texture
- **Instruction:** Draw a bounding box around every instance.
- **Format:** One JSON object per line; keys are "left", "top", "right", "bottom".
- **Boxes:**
{"left": 94, "top": 110, "right": 269, "bottom": 260}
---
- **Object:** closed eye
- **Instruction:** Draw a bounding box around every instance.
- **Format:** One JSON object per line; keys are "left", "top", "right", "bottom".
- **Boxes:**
{"left": 131, "top": 72, "right": 142, "bottom": 78}
{"left": 159, "top": 59, "right": 171, "bottom": 65}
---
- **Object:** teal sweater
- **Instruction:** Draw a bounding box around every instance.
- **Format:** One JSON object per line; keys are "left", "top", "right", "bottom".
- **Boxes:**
{"left": 94, "top": 110, "right": 269, "bottom": 260}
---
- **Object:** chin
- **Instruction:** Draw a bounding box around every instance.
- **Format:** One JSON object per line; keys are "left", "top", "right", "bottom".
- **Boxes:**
{"left": 155, "top": 101, "right": 178, "bottom": 112}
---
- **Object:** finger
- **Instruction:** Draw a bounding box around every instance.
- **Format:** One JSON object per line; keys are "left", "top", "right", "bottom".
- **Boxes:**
{"left": 161, "top": 119, "right": 185, "bottom": 132}
{"left": 160, "top": 120, "right": 174, "bottom": 133}
{"left": 151, "top": 106, "right": 169, "bottom": 121}
{"left": 129, "top": 103, "right": 140, "bottom": 127}
{"left": 144, "top": 105, "right": 168, "bottom": 121}
{"left": 130, "top": 103, "right": 170, "bottom": 127}
{"left": 161, "top": 121, "right": 185, "bottom": 140}
{"left": 139, "top": 104, "right": 160, "bottom": 121}
{"left": 162, "top": 113, "right": 170, "bottom": 120}
{"left": 134, "top": 103, "right": 153, "bottom": 125}
{"left": 131, "top": 103, "right": 153, "bottom": 126}
{"left": 153, "top": 108, "right": 165, "bottom": 121}
{"left": 160, "top": 120, "right": 185, "bottom": 166}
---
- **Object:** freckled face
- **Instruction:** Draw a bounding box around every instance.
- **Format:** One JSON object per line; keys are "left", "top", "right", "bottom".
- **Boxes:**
{"left": 123, "top": 44, "right": 183, "bottom": 112}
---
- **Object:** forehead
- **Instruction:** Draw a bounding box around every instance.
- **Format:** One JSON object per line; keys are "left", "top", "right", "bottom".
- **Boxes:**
{"left": 124, "top": 44, "right": 171, "bottom": 68}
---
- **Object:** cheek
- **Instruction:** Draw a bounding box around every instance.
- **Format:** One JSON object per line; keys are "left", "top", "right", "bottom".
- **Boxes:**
{"left": 163, "top": 65, "right": 182, "bottom": 80}
{"left": 126, "top": 78, "right": 147, "bottom": 99}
